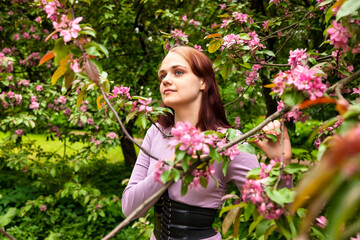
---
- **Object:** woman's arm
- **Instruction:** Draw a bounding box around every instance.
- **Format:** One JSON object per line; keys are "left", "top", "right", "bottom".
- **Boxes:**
{"left": 121, "top": 125, "right": 166, "bottom": 220}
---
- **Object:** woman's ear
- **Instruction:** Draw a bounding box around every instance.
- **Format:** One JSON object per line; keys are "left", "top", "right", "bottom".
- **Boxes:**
{"left": 200, "top": 79, "right": 206, "bottom": 90}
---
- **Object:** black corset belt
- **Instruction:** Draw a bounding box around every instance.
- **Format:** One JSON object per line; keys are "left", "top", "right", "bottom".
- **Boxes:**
{"left": 154, "top": 191, "right": 218, "bottom": 240}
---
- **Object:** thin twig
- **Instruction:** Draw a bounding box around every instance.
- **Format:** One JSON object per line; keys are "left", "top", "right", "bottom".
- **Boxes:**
{"left": 326, "top": 69, "right": 360, "bottom": 94}
{"left": 274, "top": 114, "right": 285, "bottom": 189}
{"left": 224, "top": 85, "right": 250, "bottom": 107}
{"left": 0, "top": 228, "right": 17, "bottom": 240}
{"left": 99, "top": 86, "right": 159, "bottom": 161}
{"left": 146, "top": 115, "right": 173, "bottom": 138}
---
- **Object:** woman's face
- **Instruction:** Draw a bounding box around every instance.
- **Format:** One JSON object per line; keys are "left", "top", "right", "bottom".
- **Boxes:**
{"left": 158, "top": 51, "right": 205, "bottom": 110}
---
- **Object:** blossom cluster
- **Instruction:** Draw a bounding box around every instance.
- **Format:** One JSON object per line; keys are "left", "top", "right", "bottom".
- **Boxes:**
{"left": 169, "top": 121, "right": 214, "bottom": 155}
{"left": 111, "top": 85, "right": 131, "bottom": 99}
{"left": 0, "top": 53, "right": 14, "bottom": 73}
{"left": 327, "top": 21, "right": 351, "bottom": 52}
{"left": 37, "top": 0, "right": 83, "bottom": 43}
{"left": 0, "top": 91, "right": 22, "bottom": 109}
{"left": 277, "top": 100, "right": 309, "bottom": 124}
{"left": 273, "top": 65, "right": 326, "bottom": 101}
{"left": 222, "top": 31, "right": 264, "bottom": 51}
{"left": 232, "top": 12, "right": 253, "bottom": 24}
{"left": 242, "top": 159, "right": 290, "bottom": 220}
{"left": 130, "top": 97, "right": 153, "bottom": 113}
{"left": 189, "top": 165, "right": 215, "bottom": 190}
{"left": 314, "top": 116, "right": 343, "bottom": 148}
{"left": 29, "top": 95, "right": 40, "bottom": 110}
{"left": 168, "top": 29, "right": 189, "bottom": 48}
{"left": 288, "top": 48, "right": 308, "bottom": 69}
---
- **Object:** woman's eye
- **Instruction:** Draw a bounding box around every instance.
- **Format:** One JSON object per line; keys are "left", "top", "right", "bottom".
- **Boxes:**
{"left": 159, "top": 75, "right": 166, "bottom": 80}
{"left": 175, "top": 70, "right": 183, "bottom": 76}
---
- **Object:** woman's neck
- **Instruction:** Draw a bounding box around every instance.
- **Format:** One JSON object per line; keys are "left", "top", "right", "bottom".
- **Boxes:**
{"left": 173, "top": 101, "right": 201, "bottom": 127}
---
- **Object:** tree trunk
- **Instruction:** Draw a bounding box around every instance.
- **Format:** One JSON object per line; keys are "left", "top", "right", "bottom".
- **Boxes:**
{"left": 120, "top": 123, "right": 137, "bottom": 166}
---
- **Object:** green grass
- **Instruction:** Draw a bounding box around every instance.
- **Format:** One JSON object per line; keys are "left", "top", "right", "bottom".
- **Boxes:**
{"left": 0, "top": 132, "right": 126, "bottom": 163}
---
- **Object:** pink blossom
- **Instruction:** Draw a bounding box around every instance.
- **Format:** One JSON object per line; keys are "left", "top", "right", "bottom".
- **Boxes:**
{"left": 80, "top": 104, "right": 87, "bottom": 112}
{"left": 70, "top": 61, "right": 82, "bottom": 73}
{"left": 40, "top": 204, "right": 47, "bottom": 211}
{"left": 107, "top": 132, "right": 118, "bottom": 139}
{"left": 112, "top": 85, "right": 131, "bottom": 99}
{"left": 0, "top": 26, "right": 2, "bottom": 31}
{"left": 130, "top": 101, "right": 137, "bottom": 112}
{"left": 223, "top": 33, "right": 242, "bottom": 48}
{"left": 15, "top": 129, "right": 23, "bottom": 136}
{"left": 169, "top": 121, "right": 214, "bottom": 156}
{"left": 58, "top": 96, "right": 67, "bottom": 105}
{"left": 13, "top": 34, "right": 20, "bottom": 41}
{"left": 18, "top": 80, "right": 30, "bottom": 86}
{"left": 288, "top": 48, "right": 308, "bottom": 69}
{"left": 269, "top": 0, "right": 285, "bottom": 4}
{"left": 189, "top": 19, "right": 201, "bottom": 27}
{"left": 220, "top": 19, "right": 229, "bottom": 28}
{"left": 23, "top": 32, "right": 31, "bottom": 40}
{"left": 87, "top": 118, "right": 94, "bottom": 125}
{"left": 153, "top": 159, "right": 166, "bottom": 183}
{"left": 36, "top": 85, "right": 43, "bottom": 91}
{"left": 211, "top": 23, "right": 217, "bottom": 29}
{"left": 194, "top": 44, "right": 203, "bottom": 52}
{"left": 44, "top": 0, "right": 60, "bottom": 19}
{"left": 138, "top": 97, "right": 153, "bottom": 112}
{"left": 95, "top": 140, "right": 100, "bottom": 145}
{"left": 7, "top": 91, "right": 14, "bottom": 98}
{"left": 220, "top": 3, "right": 226, "bottom": 10}
{"left": 35, "top": 17, "right": 41, "bottom": 23}
{"left": 315, "top": 216, "right": 327, "bottom": 229}
{"left": 29, "top": 101, "right": 40, "bottom": 110}
{"left": 351, "top": 233, "right": 360, "bottom": 240}
{"left": 170, "top": 29, "right": 189, "bottom": 44}
{"left": 234, "top": 117, "right": 241, "bottom": 128}
{"left": 232, "top": 12, "right": 249, "bottom": 23}
{"left": 63, "top": 108, "right": 71, "bottom": 116}
{"left": 182, "top": 15, "right": 187, "bottom": 21}
{"left": 352, "top": 87, "right": 360, "bottom": 95}
{"left": 8, "top": 11, "right": 14, "bottom": 15}
{"left": 327, "top": 21, "right": 351, "bottom": 52}
{"left": 14, "top": 94, "right": 22, "bottom": 104}
{"left": 263, "top": 21, "right": 269, "bottom": 30}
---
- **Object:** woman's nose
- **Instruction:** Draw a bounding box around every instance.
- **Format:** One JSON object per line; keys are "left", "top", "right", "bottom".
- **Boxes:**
{"left": 162, "top": 75, "right": 172, "bottom": 85}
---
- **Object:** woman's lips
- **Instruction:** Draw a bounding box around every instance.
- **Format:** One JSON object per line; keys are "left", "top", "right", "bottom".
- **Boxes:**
{"left": 164, "top": 89, "right": 176, "bottom": 94}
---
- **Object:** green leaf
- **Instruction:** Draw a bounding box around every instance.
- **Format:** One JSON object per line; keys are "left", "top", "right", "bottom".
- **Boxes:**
{"left": 208, "top": 40, "right": 221, "bottom": 53}
{"left": 265, "top": 134, "right": 278, "bottom": 142}
{"left": 284, "top": 163, "right": 308, "bottom": 174}
{"left": 239, "top": 33, "right": 250, "bottom": 40}
{"left": 246, "top": 167, "right": 261, "bottom": 179}
{"left": 242, "top": 54, "right": 251, "bottom": 63}
{"left": 249, "top": 214, "right": 264, "bottom": 234}
{"left": 209, "top": 147, "right": 221, "bottom": 162}
{"left": 137, "top": 113, "right": 147, "bottom": 129}
{"left": 325, "top": 7, "right": 334, "bottom": 23}
{"left": 86, "top": 46, "right": 101, "bottom": 57}
{"left": 53, "top": 38, "right": 70, "bottom": 66}
{"left": 126, "top": 110, "right": 138, "bottom": 123}
{"left": 222, "top": 158, "right": 230, "bottom": 176}
{"left": 245, "top": 202, "right": 255, "bottom": 221}
{"left": 181, "top": 183, "right": 188, "bottom": 196}
{"left": 0, "top": 207, "right": 18, "bottom": 228}
{"left": 172, "top": 169, "right": 181, "bottom": 182}
{"left": 336, "top": 0, "right": 360, "bottom": 21}
{"left": 283, "top": 91, "right": 304, "bottom": 106}
{"left": 237, "top": 143, "right": 256, "bottom": 155}
{"left": 85, "top": 41, "right": 109, "bottom": 58}
{"left": 175, "top": 149, "right": 187, "bottom": 161}
{"left": 200, "top": 176, "right": 208, "bottom": 188}
{"left": 265, "top": 187, "right": 295, "bottom": 207}
{"left": 226, "top": 128, "right": 239, "bottom": 141}
{"left": 160, "top": 169, "right": 172, "bottom": 183}
{"left": 221, "top": 61, "right": 233, "bottom": 80}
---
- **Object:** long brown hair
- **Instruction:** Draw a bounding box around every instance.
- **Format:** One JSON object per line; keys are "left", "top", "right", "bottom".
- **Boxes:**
{"left": 157, "top": 46, "right": 231, "bottom": 131}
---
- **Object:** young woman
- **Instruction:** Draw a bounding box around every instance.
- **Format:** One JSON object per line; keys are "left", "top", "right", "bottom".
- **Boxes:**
{"left": 122, "top": 46, "right": 291, "bottom": 240}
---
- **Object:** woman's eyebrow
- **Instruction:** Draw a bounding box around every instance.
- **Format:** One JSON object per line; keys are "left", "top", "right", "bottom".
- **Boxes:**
{"left": 158, "top": 65, "right": 188, "bottom": 74}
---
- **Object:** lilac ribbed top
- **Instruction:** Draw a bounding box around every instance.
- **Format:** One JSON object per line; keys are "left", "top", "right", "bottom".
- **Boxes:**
{"left": 122, "top": 124, "right": 259, "bottom": 240}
